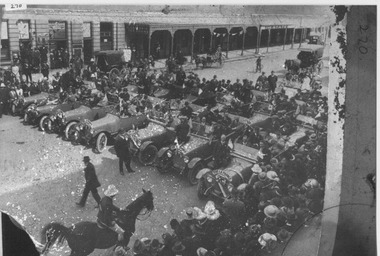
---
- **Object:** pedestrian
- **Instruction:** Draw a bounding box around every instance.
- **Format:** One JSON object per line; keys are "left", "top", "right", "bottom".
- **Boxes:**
{"left": 256, "top": 56, "right": 262, "bottom": 73}
{"left": 23, "top": 60, "right": 32, "bottom": 83}
{"left": 0, "top": 82, "right": 8, "bottom": 118}
{"left": 41, "top": 62, "right": 49, "bottom": 79}
{"left": 180, "top": 101, "right": 193, "bottom": 119}
{"left": 76, "top": 156, "right": 101, "bottom": 207}
{"left": 114, "top": 133, "right": 135, "bottom": 175}
{"left": 268, "top": 71, "right": 278, "bottom": 94}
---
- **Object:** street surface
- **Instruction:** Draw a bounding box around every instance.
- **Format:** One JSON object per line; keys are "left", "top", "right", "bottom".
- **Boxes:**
{"left": 0, "top": 45, "right": 329, "bottom": 255}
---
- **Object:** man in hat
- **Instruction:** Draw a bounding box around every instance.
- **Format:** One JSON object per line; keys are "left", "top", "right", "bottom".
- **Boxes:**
{"left": 114, "top": 133, "right": 135, "bottom": 175}
{"left": 175, "top": 116, "right": 190, "bottom": 144}
{"left": 76, "top": 156, "right": 101, "bottom": 207}
{"left": 97, "top": 184, "right": 125, "bottom": 241}
{"left": 222, "top": 188, "right": 245, "bottom": 230}
{"left": 180, "top": 101, "right": 193, "bottom": 120}
{"left": 212, "top": 134, "right": 231, "bottom": 168}
{"left": 180, "top": 208, "right": 197, "bottom": 238}
{"left": 256, "top": 56, "right": 262, "bottom": 73}
{"left": 267, "top": 71, "right": 278, "bottom": 94}
{"left": 87, "top": 58, "right": 98, "bottom": 79}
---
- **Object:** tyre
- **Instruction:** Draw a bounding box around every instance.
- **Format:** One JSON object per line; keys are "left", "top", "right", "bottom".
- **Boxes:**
{"left": 188, "top": 161, "right": 204, "bottom": 186}
{"left": 64, "top": 122, "right": 78, "bottom": 140}
{"left": 23, "top": 113, "right": 29, "bottom": 124}
{"left": 109, "top": 68, "right": 120, "bottom": 81}
{"left": 39, "top": 116, "right": 48, "bottom": 131}
{"left": 45, "top": 119, "right": 54, "bottom": 133}
{"left": 197, "top": 177, "right": 209, "bottom": 200}
{"left": 11, "top": 104, "right": 16, "bottom": 116}
{"left": 96, "top": 132, "right": 107, "bottom": 153}
{"left": 138, "top": 144, "right": 158, "bottom": 166}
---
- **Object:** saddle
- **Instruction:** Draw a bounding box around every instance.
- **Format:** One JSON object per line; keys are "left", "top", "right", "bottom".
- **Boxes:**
{"left": 97, "top": 219, "right": 111, "bottom": 230}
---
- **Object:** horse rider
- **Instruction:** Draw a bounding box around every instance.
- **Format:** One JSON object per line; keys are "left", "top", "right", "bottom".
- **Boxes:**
{"left": 97, "top": 185, "right": 125, "bottom": 241}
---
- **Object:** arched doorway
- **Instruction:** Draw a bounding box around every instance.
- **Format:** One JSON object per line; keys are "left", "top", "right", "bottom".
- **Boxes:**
{"left": 294, "top": 28, "right": 303, "bottom": 43}
{"left": 212, "top": 28, "right": 228, "bottom": 51}
{"left": 286, "top": 28, "right": 294, "bottom": 44}
{"left": 229, "top": 27, "right": 244, "bottom": 51}
{"left": 173, "top": 29, "right": 192, "bottom": 56}
{"left": 245, "top": 26, "right": 258, "bottom": 49}
{"left": 270, "top": 29, "right": 285, "bottom": 46}
{"left": 194, "top": 29, "right": 211, "bottom": 54}
{"left": 150, "top": 30, "right": 172, "bottom": 59}
{"left": 260, "top": 29, "right": 269, "bottom": 47}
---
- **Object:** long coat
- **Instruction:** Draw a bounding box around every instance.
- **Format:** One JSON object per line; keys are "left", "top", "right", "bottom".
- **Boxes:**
{"left": 84, "top": 162, "right": 101, "bottom": 189}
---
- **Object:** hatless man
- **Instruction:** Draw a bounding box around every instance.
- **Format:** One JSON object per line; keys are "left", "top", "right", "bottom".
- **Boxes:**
{"left": 180, "top": 101, "right": 193, "bottom": 120}
{"left": 175, "top": 117, "right": 190, "bottom": 144}
{"left": 213, "top": 134, "right": 231, "bottom": 169}
{"left": 268, "top": 71, "right": 278, "bottom": 94}
{"left": 114, "top": 134, "right": 135, "bottom": 175}
{"left": 76, "top": 156, "right": 101, "bottom": 208}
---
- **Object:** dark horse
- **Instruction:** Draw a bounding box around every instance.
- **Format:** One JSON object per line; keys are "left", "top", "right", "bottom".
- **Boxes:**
{"left": 284, "top": 59, "right": 301, "bottom": 73}
{"left": 40, "top": 189, "right": 154, "bottom": 256}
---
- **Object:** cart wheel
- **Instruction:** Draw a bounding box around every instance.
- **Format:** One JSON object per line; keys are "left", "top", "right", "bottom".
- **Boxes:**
{"left": 138, "top": 144, "right": 158, "bottom": 166}
{"left": 197, "top": 177, "right": 209, "bottom": 200}
{"left": 109, "top": 68, "right": 120, "bottom": 81}
{"left": 188, "top": 161, "right": 204, "bottom": 186}
{"left": 96, "top": 132, "right": 108, "bottom": 153}
{"left": 39, "top": 116, "right": 49, "bottom": 131}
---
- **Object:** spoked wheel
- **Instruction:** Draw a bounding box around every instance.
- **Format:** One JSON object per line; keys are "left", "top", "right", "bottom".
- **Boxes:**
{"left": 64, "top": 122, "right": 78, "bottom": 141}
{"left": 44, "top": 119, "right": 54, "bottom": 133}
{"left": 39, "top": 116, "right": 49, "bottom": 131}
{"left": 96, "top": 132, "right": 107, "bottom": 153}
{"left": 138, "top": 144, "right": 158, "bottom": 166}
{"left": 109, "top": 68, "right": 120, "bottom": 82}
{"left": 188, "top": 161, "right": 204, "bottom": 186}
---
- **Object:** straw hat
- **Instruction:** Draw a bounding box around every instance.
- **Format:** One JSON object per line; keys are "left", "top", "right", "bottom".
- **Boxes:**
{"left": 266, "top": 171, "right": 280, "bottom": 182}
{"left": 264, "top": 205, "right": 281, "bottom": 218}
{"left": 204, "top": 201, "right": 220, "bottom": 220}
{"left": 237, "top": 183, "right": 248, "bottom": 191}
{"left": 251, "top": 164, "right": 262, "bottom": 173}
{"left": 193, "top": 207, "right": 207, "bottom": 220}
{"left": 104, "top": 184, "right": 119, "bottom": 197}
{"left": 258, "top": 172, "right": 267, "bottom": 182}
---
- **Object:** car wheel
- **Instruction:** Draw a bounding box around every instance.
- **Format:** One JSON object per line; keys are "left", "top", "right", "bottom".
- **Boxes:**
{"left": 156, "top": 154, "right": 172, "bottom": 174}
{"left": 39, "top": 116, "right": 48, "bottom": 131}
{"left": 64, "top": 122, "right": 78, "bottom": 140}
{"left": 11, "top": 104, "right": 16, "bottom": 116}
{"left": 23, "top": 113, "right": 29, "bottom": 124}
{"left": 197, "top": 177, "right": 209, "bottom": 200}
{"left": 45, "top": 119, "right": 54, "bottom": 133}
{"left": 96, "top": 132, "right": 107, "bottom": 153}
{"left": 138, "top": 144, "right": 158, "bottom": 166}
{"left": 188, "top": 162, "right": 204, "bottom": 186}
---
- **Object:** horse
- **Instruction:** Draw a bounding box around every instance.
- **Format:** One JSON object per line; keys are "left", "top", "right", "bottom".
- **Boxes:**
{"left": 40, "top": 189, "right": 154, "bottom": 256}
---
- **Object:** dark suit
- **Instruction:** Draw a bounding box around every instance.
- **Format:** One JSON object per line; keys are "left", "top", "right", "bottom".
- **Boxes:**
{"left": 79, "top": 162, "right": 101, "bottom": 206}
{"left": 97, "top": 196, "right": 120, "bottom": 227}
{"left": 114, "top": 135, "right": 133, "bottom": 173}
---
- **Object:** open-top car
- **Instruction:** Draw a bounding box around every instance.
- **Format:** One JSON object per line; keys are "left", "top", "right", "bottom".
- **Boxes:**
{"left": 196, "top": 140, "right": 259, "bottom": 200}
{"left": 122, "top": 118, "right": 177, "bottom": 166}
{"left": 47, "top": 104, "right": 117, "bottom": 139}
{"left": 24, "top": 101, "right": 83, "bottom": 130}
{"left": 11, "top": 92, "right": 52, "bottom": 116}
{"left": 72, "top": 112, "right": 149, "bottom": 153}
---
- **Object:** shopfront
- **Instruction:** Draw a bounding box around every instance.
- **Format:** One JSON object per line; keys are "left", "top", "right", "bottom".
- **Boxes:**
{"left": 1, "top": 21, "right": 10, "bottom": 62}
{"left": 49, "top": 21, "right": 68, "bottom": 68}
{"left": 83, "top": 22, "right": 93, "bottom": 63}
{"left": 125, "top": 23, "right": 149, "bottom": 60}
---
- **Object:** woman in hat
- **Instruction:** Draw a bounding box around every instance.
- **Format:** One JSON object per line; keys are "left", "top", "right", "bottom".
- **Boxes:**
{"left": 96, "top": 184, "right": 125, "bottom": 241}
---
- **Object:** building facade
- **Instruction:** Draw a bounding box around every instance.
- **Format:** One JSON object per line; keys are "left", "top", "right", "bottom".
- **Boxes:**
{"left": 1, "top": 6, "right": 331, "bottom": 66}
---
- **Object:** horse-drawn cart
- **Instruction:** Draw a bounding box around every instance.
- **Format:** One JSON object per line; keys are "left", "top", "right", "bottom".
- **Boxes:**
{"left": 194, "top": 52, "right": 225, "bottom": 69}
{"left": 94, "top": 50, "right": 129, "bottom": 82}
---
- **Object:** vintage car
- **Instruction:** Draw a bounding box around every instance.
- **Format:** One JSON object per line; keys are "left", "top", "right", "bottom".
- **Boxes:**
{"left": 11, "top": 92, "right": 51, "bottom": 116}
{"left": 122, "top": 118, "right": 177, "bottom": 165}
{"left": 95, "top": 50, "right": 128, "bottom": 81}
{"left": 196, "top": 141, "right": 258, "bottom": 200}
{"left": 47, "top": 104, "right": 117, "bottom": 139}
{"left": 307, "top": 32, "right": 324, "bottom": 45}
{"left": 154, "top": 119, "right": 243, "bottom": 185}
{"left": 24, "top": 101, "right": 83, "bottom": 130}
{"left": 72, "top": 112, "right": 149, "bottom": 153}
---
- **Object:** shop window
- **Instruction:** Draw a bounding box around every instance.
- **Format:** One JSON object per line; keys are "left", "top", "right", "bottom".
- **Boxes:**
{"left": 1, "top": 21, "right": 10, "bottom": 61}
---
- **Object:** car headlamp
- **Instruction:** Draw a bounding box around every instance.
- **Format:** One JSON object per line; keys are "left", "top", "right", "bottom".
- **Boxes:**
{"left": 167, "top": 150, "right": 172, "bottom": 158}
{"left": 184, "top": 156, "right": 189, "bottom": 163}
{"left": 206, "top": 176, "right": 213, "bottom": 183}
{"left": 227, "top": 183, "right": 234, "bottom": 192}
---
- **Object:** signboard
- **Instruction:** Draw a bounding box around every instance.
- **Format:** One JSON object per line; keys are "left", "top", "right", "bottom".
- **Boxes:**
{"left": 17, "top": 20, "right": 29, "bottom": 39}
{"left": 49, "top": 21, "right": 67, "bottom": 39}
{"left": 261, "top": 25, "right": 288, "bottom": 30}
{"left": 5, "top": 4, "right": 27, "bottom": 11}
{"left": 83, "top": 22, "right": 91, "bottom": 38}
{"left": 1, "top": 21, "right": 8, "bottom": 39}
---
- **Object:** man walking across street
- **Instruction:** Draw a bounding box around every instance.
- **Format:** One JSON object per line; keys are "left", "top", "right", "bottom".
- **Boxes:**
{"left": 256, "top": 56, "right": 262, "bottom": 73}
{"left": 268, "top": 71, "right": 278, "bottom": 94}
{"left": 114, "top": 134, "right": 135, "bottom": 175}
{"left": 77, "top": 156, "right": 101, "bottom": 208}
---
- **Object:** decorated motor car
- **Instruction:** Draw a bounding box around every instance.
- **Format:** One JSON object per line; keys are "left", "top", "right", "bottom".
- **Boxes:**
{"left": 154, "top": 119, "right": 243, "bottom": 185}
{"left": 196, "top": 141, "right": 259, "bottom": 200}
{"left": 47, "top": 104, "right": 117, "bottom": 139}
{"left": 10, "top": 92, "right": 52, "bottom": 116}
{"left": 72, "top": 112, "right": 149, "bottom": 153}
{"left": 24, "top": 101, "right": 83, "bottom": 130}
{"left": 122, "top": 118, "right": 177, "bottom": 166}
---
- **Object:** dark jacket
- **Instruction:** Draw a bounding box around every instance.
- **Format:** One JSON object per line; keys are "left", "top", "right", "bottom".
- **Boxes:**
{"left": 114, "top": 136, "right": 131, "bottom": 159}
{"left": 180, "top": 106, "right": 193, "bottom": 119}
{"left": 0, "top": 87, "right": 9, "bottom": 104}
{"left": 84, "top": 162, "right": 101, "bottom": 189}
{"left": 97, "top": 196, "right": 120, "bottom": 227}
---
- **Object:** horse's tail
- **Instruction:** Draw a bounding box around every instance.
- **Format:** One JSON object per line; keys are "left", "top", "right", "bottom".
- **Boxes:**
{"left": 40, "top": 222, "right": 70, "bottom": 254}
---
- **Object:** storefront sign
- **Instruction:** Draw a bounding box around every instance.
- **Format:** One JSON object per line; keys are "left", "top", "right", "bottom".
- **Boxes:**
{"left": 5, "top": 4, "right": 27, "bottom": 11}
{"left": 49, "top": 21, "right": 67, "bottom": 39}
{"left": 83, "top": 22, "right": 91, "bottom": 38}
{"left": 1, "top": 21, "right": 8, "bottom": 39}
{"left": 125, "top": 23, "right": 149, "bottom": 34}
{"left": 261, "top": 25, "right": 288, "bottom": 30}
{"left": 17, "top": 20, "right": 29, "bottom": 39}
